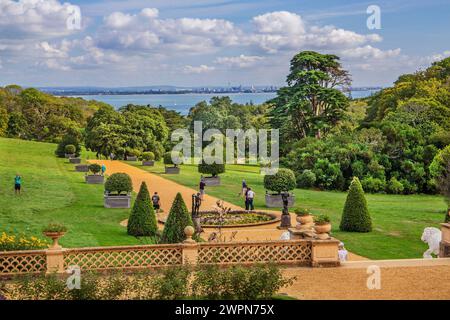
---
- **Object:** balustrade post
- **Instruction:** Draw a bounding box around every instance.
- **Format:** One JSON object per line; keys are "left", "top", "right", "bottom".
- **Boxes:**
{"left": 439, "top": 223, "right": 450, "bottom": 258}
{"left": 311, "top": 239, "right": 340, "bottom": 267}
{"left": 181, "top": 226, "right": 199, "bottom": 265}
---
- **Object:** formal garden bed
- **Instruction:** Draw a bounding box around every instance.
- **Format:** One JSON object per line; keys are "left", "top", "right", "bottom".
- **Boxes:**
{"left": 159, "top": 210, "right": 279, "bottom": 228}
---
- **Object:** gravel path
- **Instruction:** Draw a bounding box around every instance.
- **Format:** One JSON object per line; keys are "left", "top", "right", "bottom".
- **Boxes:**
{"left": 281, "top": 265, "right": 450, "bottom": 299}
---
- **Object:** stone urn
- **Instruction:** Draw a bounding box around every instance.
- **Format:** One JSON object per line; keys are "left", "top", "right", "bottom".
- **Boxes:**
{"left": 43, "top": 232, "right": 65, "bottom": 250}
{"left": 296, "top": 214, "right": 314, "bottom": 230}
{"left": 314, "top": 223, "right": 332, "bottom": 240}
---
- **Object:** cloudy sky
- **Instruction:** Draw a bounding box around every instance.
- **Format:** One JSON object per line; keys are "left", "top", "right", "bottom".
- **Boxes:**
{"left": 0, "top": 0, "right": 449, "bottom": 87}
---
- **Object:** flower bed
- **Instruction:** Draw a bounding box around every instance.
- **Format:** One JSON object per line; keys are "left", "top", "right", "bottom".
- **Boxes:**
{"left": 159, "top": 210, "right": 279, "bottom": 228}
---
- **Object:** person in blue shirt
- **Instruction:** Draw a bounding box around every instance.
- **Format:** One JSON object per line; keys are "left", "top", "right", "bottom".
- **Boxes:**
{"left": 101, "top": 164, "right": 106, "bottom": 175}
{"left": 14, "top": 174, "right": 22, "bottom": 195}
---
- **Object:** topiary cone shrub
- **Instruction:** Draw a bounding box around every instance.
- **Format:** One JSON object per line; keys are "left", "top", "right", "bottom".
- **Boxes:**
{"left": 198, "top": 161, "right": 225, "bottom": 177}
{"left": 161, "top": 193, "right": 193, "bottom": 243}
{"left": 105, "top": 173, "right": 133, "bottom": 195}
{"left": 340, "top": 177, "right": 372, "bottom": 232}
{"left": 127, "top": 182, "right": 158, "bottom": 237}
{"left": 263, "top": 168, "right": 296, "bottom": 194}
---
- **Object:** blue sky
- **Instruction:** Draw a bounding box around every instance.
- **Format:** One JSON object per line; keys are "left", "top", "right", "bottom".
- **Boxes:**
{"left": 0, "top": 0, "right": 449, "bottom": 87}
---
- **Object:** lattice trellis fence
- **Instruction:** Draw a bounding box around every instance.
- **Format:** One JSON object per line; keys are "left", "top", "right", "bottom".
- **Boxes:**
{"left": 63, "top": 245, "right": 183, "bottom": 271}
{"left": 197, "top": 241, "right": 312, "bottom": 265}
{"left": 0, "top": 238, "right": 338, "bottom": 276}
{"left": 0, "top": 250, "right": 47, "bottom": 274}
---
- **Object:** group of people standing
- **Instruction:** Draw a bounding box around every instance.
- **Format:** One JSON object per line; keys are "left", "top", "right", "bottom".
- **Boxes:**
{"left": 241, "top": 180, "right": 255, "bottom": 211}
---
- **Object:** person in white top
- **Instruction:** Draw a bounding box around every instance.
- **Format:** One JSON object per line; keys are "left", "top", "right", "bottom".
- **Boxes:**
{"left": 245, "top": 188, "right": 255, "bottom": 211}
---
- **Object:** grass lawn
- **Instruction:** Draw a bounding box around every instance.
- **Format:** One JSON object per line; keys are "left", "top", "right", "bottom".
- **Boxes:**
{"left": 0, "top": 137, "right": 141, "bottom": 248}
{"left": 133, "top": 160, "right": 447, "bottom": 260}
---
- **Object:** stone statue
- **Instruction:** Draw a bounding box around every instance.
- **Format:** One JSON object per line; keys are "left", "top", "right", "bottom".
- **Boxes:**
{"left": 421, "top": 227, "right": 442, "bottom": 258}
{"left": 191, "top": 193, "right": 203, "bottom": 234}
{"left": 278, "top": 192, "right": 292, "bottom": 229}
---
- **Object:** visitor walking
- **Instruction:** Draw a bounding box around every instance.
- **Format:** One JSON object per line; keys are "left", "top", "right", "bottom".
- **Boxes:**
{"left": 245, "top": 187, "right": 255, "bottom": 211}
{"left": 152, "top": 192, "right": 161, "bottom": 212}
{"left": 14, "top": 174, "right": 22, "bottom": 195}
{"left": 101, "top": 164, "right": 106, "bottom": 175}
{"left": 199, "top": 178, "right": 206, "bottom": 200}
{"left": 242, "top": 179, "right": 248, "bottom": 196}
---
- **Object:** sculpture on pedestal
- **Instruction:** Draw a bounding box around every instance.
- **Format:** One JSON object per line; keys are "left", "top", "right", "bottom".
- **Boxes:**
{"left": 191, "top": 193, "right": 203, "bottom": 234}
{"left": 278, "top": 192, "right": 292, "bottom": 229}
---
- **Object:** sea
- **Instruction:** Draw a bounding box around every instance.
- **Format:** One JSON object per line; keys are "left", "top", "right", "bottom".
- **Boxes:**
{"left": 70, "top": 90, "right": 378, "bottom": 115}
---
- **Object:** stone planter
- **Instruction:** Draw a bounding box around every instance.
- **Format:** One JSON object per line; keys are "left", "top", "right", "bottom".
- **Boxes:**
{"left": 203, "top": 176, "right": 220, "bottom": 186}
{"left": 165, "top": 166, "right": 180, "bottom": 174}
{"left": 65, "top": 153, "right": 75, "bottom": 159}
{"left": 126, "top": 156, "right": 137, "bottom": 161}
{"left": 69, "top": 158, "right": 81, "bottom": 164}
{"left": 85, "top": 174, "right": 105, "bottom": 184}
{"left": 43, "top": 232, "right": 65, "bottom": 250}
{"left": 296, "top": 214, "right": 314, "bottom": 231}
{"left": 75, "top": 164, "right": 89, "bottom": 172}
{"left": 314, "top": 223, "right": 332, "bottom": 240}
{"left": 104, "top": 194, "right": 131, "bottom": 208}
{"left": 142, "top": 160, "right": 155, "bottom": 166}
{"left": 265, "top": 193, "right": 295, "bottom": 208}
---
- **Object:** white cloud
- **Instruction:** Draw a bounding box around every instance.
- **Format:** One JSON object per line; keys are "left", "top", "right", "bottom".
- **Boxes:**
{"left": 98, "top": 8, "right": 240, "bottom": 53}
{"left": 253, "top": 11, "right": 305, "bottom": 35}
{"left": 340, "top": 45, "right": 401, "bottom": 60}
{"left": 182, "top": 64, "right": 215, "bottom": 74}
{"left": 0, "top": 0, "right": 81, "bottom": 39}
{"left": 215, "top": 55, "right": 264, "bottom": 68}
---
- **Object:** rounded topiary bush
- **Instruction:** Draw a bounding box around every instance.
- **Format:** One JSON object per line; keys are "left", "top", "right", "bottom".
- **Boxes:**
{"left": 198, "top": 161, "right": 225, "bottom": 177}
{"left": 65, "top": 144, "right": 76, "bottom": 155}
{"left": 164, "top": 151, "right": 181, "bottom": 167}
{"left": 88, "top": 163, "right": 102, "bottom": 175}
{"left": 161, "top": 193, "right": 193, "bottom": 243}
{"left": 263, "top": 168, "right": 296, "bottom": 194}
{"left": 126, "top": 148, "right": 141, "bottom": 157}
{"left": 141, "top": 151, "right": 155, "bottom": 161}
{"left": 340, "top": 177, "right": 372, "bottom": 232}
{"left": 127, "top": 182, "right": 158, "bottom": 237}
{"left": 105, "top": 173, "right": 133, "bottom": 195}
{"left": 55, "top": 132, "right": 81, "bottom": 158}
{"left": 297, "top": 169, "right": 316, "bottom": 188}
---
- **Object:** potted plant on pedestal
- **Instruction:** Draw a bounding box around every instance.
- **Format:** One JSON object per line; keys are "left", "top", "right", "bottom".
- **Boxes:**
{"left": 164, "top": 151, "right": 181, "bottom": 174}
{"left": 263, "top": 168, "right": 296, "bottom": 207}
{"left": 314, "top": 214, "right": 331, "bottom": 240}
{"left": 141, "top": 151, "right": 155, "bottom": 166}
{"left": 198, "top": 161, "right": 225, "bottom": 186}
{"left": 42, "top": 223, "right": 67, "bottom": 249}
{"left": 125, "top": 148, "right": 140, "bottom": 162}
{"left": 85, "top": 163, "right": 105, "bottom": 184}
{"left": 295, "top": 208, "right": 314, "bottom": 229}
{"left": 64, "top": 144, "right": 76, "bottom": 159}
{"left": 104, "top": 173, "right": 133, "bottom": 208}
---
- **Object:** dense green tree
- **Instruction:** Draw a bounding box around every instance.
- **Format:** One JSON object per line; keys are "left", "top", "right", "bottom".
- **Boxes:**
{"left": 127, "top": 182, "right": 158, "bottom": 237}
{"left": 270, "top": 51, "right": 350, "bottom": 153}
{"left": 161, "top": 193, "right": 193, "bottom": 244}
{"left": 340, "top": 177, "right": 372, "bottom": 232}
